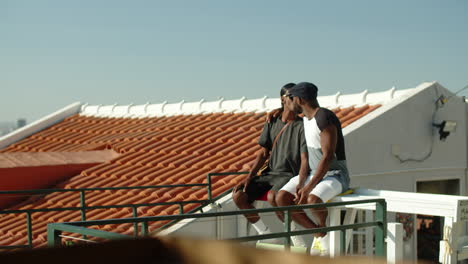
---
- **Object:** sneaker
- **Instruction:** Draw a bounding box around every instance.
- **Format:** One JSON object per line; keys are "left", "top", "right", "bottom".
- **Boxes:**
{"left": 320, "top": 234, "right": 329, "bottom": 256}
{"left": 290, "top": 223, "right": 307, "bottom": 248}
{"left": 290, "top": 235, "right": 307, "bottom": 248}
{"left": 310, "top": 234, "right": 329, "bottom": 256}
{"left": 309, "top": 237, "right": 321, "bottom": 256}
{"left": 256, "top": 227, "right": 282, "bottom": 244}
{"left": 256, "top": 237, "right": 282, "bottom": 244}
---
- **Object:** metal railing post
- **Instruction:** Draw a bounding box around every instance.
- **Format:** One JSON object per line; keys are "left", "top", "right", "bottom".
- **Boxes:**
{"left": 284, "top": 210, "right": 291, "bottom": 250}
{"left": 80, "top": 190, "right": 87, "bottom": 240}
{"left": 47, "top": 224, "right": 62, "bottom": 248}
{"left": 340, "top": 229, "right": 346, "bottom": 254}
{"left": 26, "top": 212, "right": 33, "bottom": 248}
{"left": 141, "top": 222, "right": 149, "bottom": 236}
{"left": 132, "top": 206, "right": 138, "bottom": 237}
{"left": 375, "top": 200, "right": 387, "bottom": 257}
{"left": 207, "top": 174, "right": 212, "bottom": 201}
{"left": 80, "top": 190, "right": 86, "bottom": 221}
{"left": 178, "top": 203, "right": 184, "bottom": 214}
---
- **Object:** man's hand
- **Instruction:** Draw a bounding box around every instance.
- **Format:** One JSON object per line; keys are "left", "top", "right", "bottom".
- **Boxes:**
{"left": 295, "top": 184, "right": 313, "bottom": 205}
{"left": 233, "top": 176, "right": 252, "bottom": 193}
{"left": 266, "top": 108, "right": 282, "bottom": 123}
{"left": 295, "top": 180, "right": 305, "bottom": 201}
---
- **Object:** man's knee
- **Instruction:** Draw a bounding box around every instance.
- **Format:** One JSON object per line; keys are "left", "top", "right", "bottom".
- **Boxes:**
{"left": 233, "top": 190, "right": 249, "bottom": 206}
{"left": 267, "top": 191, "right": 276, "bottom": 205}
{"left": 276, "top": 191, "right": 294, "bottom": 206}
{"left": 307, "top": 194, "right": 324, "bottom": 204}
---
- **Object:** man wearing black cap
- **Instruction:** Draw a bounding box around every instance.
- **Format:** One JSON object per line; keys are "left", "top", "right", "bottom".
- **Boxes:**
{"left": 276, "top": 82, "right": 350, "bottom": 256}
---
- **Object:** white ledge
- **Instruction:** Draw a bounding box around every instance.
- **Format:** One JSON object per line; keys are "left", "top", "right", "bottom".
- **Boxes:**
{"left": 80, "top": 87, "right": 417, "bottom": 118}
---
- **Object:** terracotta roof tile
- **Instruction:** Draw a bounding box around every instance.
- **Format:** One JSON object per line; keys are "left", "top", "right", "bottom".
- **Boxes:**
{"left": 88, "top": 163, "right": 120, "bottom": 177}
{"left": 193, "top": 141, "right": 233, "bottom": 156}
{"left": 42, "top": 210, "right": 81, "bottom": 223}
{"left": 341, "top": 105, "right": 381, "bottom": 128}
{"left": 335, "top": 106, "right": 354, "bottom": 118}
{"left": 137, "top": 152, "right": 174, "bottom": 166}
{"left": 218, "top": 141, "right": 258, "bottom": 156}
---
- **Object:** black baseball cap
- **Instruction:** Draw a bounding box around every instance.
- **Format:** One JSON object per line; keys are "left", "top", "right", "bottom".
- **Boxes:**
{"left": 288, "top": 82, "right": 318, "bottom": 100}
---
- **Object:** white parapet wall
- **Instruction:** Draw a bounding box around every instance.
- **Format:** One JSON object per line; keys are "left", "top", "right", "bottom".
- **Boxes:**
{"left": 157, "top": 194, "right": 240, "bottom": 240}
{"left": 0, "top": 102, "right": 82, "bottom": 149}
{"left": 334, "top": 188, "right": 468, "bottom": 264}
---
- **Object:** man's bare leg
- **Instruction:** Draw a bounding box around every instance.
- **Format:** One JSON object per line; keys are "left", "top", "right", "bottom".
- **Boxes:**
{"left": 276, "top": 190, "right": 320, "bottom": 235}
{"left": 267, "top": 191, "right": 284, "bottom": 222}
{"left": 307, "top": 194, "right": 327, "bottom": 237}
{"left": 232, "top": 189, "right": 260, "bottom": 223}
{"left": 233, "top": 189, "right": 280, "bottom": 243}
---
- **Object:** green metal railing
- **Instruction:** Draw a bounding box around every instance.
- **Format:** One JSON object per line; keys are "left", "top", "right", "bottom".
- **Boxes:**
{"left": 0, "top": 171, "right": 249, "bottom": 250}
{"left": 47, "top": 198, "right": 387, "bottom": 257}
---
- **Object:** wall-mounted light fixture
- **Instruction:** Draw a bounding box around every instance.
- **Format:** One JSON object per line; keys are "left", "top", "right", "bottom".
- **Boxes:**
{"left": 433, "top": 121, "right": 457, "bottom": 141}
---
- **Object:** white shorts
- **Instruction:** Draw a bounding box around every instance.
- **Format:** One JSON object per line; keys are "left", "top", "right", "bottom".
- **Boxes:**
{"left": 280, "top": 175, "right": 343, "bottom": 203}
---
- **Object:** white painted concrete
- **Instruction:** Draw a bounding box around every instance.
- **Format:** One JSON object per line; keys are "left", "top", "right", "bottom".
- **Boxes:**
{"left": 157, "top": 194, "right": 239, "bottom": 240}
{"left": 387, "top": 223, "right": 404, "bottom": 263}
{"left": 344, "top": 83, "right": 467, "bottom": 194}
{"left": 79, "top": 87, "right": 413, "bottom": 118}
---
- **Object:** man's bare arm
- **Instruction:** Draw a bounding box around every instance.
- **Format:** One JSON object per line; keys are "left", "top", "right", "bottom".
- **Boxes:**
{"left": 248, "top": 147, "right": 269, "bottom": 178}
{"left": 233, "top": 147, "right": 270, "bottom": 192}
{"left": 294, "top": 152, "right": 309, "bottom": 200}
{"left": 266, "top": 108, "right": 282, "bottom": 123}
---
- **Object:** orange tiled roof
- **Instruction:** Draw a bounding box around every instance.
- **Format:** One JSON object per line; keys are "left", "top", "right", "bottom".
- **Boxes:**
{"left": 0, "top": 104, "right": 381, "bottom": 249}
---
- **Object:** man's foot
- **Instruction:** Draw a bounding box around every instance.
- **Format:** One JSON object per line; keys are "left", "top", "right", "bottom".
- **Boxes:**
{"left": 255, "top": 227, "right": 282, "bottom": 244}
{"left": 290, "top": 235, "right": 307, "bottom": 248}
{"left": 309, "top": 234, "right": 329, "bottom": 256}
{"left": 256, "top": 237, "right": 282, "bottom": 244}
{"left": 290, "top": 222, "right": 308, "bottom": 248}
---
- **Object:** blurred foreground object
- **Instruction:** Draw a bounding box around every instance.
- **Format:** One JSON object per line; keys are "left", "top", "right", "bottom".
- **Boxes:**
{"left": 0, "top": 236, "right": 422, "bottom": 264}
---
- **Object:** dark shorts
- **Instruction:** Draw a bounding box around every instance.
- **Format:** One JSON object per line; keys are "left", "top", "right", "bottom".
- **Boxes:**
{"left": 244, "top": 174, "right": 293, "bottom": 204}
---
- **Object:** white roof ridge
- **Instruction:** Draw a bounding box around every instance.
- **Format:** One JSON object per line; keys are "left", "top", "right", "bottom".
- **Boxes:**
{"left": 80, "top": 87, "right": 418, "bottom": 118}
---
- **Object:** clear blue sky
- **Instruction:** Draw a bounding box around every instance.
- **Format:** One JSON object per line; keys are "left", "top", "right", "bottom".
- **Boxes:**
{"left": 1, "top": 0, "right": 467, "bottom": 122}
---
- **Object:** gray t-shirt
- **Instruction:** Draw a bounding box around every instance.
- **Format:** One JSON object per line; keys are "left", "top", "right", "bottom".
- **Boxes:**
{"left": 258, "top": 116, "right": 307, "bottom": 177}
{"left": 303, "top": 108, "right": 350, "bottom": 190}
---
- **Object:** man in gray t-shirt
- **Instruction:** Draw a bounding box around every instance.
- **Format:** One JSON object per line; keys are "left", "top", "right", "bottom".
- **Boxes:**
{"left": 232, "top": 83, "right": 308, "bottom": 239}
{"left": 255, "top": 114, "right": 308, "bottom": 192}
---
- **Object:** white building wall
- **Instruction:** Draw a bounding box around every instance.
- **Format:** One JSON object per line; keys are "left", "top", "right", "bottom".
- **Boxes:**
{"left": 159, "top": 195, "right": 240, "bottom": 240}
{"left": 343, "top": 83, "right": 467, "bottom": 261}
{"left": 466, "top": 101, "right": 468, "bottom": 189}
{"left": 345, "top": 83, "right": 467, "bottom": 194}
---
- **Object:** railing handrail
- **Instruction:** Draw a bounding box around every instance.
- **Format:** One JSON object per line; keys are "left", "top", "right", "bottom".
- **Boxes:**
{"left": 0, "top": 183, "right": 208, "bottom": 195}
{"left": 0, "top": 200, "right": 210, "bottom": 215}
{"left": 58, "top": 198, "right": 385, "bottom": 226}
{"left": 0, "top": 171, "right": 249, "bottom": 250}
{"left": 47, "top": 198, "right": 387, "bottom": 257}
